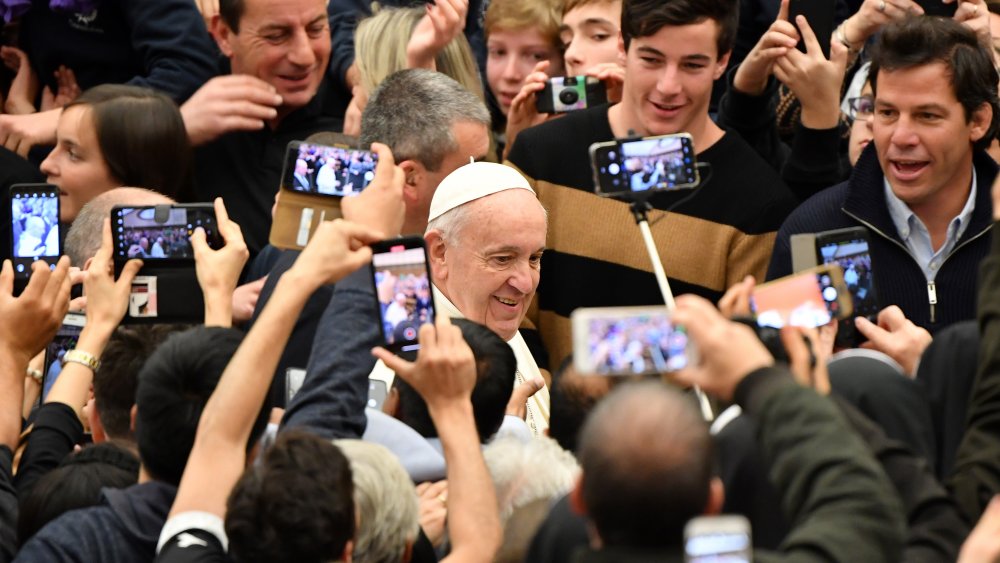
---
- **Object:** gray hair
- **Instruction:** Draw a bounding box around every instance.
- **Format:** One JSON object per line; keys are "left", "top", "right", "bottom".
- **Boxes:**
{"left": 484, "top": 436, "right": 580, "bottom": 523}
{"left": 333, "top": 439, "right": 420, "bottom": 563}
{"left": 64, "top": 187, "right": 173, "bottom": 267}
{"left": 360, "top": 68, "right": 490, "bottom": 172}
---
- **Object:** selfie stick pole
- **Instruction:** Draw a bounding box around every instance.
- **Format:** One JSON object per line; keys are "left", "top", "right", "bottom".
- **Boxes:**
{"left": 629, "top": 200, "right": 713, "bottom": 421}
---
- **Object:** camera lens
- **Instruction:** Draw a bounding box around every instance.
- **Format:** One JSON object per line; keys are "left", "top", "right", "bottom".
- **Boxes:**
{"left": 559, "top": 88, "right": 579, "bottom": 105}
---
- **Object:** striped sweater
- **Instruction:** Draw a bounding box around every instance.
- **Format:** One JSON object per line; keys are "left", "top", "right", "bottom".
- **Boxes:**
{"left": 506, "top": 105, "right": 798, "bottom": 368}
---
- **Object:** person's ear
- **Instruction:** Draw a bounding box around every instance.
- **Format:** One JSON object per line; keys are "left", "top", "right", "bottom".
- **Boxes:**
{"left": 212, "top": 14, "right": 235, "bottom": 58}
{"left": 969, "top": 102, "right": 993, "bottom": 144}
{"left": 398, "top": 160, "right": 425, "bottom": 205}
{"left": 703, "top": 477, "right": 725, "bottom": 515}
{"left": 130, "top": 404, "right": 138, "bottom": 433}
{"left": 569, "top": 474, "right": 588, "bottom": 516}
{"left": 713, "top": 51, "right": 731, "bottom": 81}
{"left": 424, "top": 230, "right": 448, "bottom": 282}
{"left": 83, "top": 256, "right": 93, "bottom": 271}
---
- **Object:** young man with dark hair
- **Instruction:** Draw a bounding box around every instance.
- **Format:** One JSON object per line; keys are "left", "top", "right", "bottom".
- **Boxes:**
{"left": 768, "top": 16, "right": 999, "bottom": 333}
{"left": 506, "top": 0, "right": 797, "bottom": 368}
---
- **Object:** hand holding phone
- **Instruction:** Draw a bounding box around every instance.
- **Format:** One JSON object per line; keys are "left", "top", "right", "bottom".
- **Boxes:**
{"left": 370, "top": 236, "right": 436, "bottom": 354}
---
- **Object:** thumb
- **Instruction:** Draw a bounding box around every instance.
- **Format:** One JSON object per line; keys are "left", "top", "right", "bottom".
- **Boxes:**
{"left": 855, "top": 315, "right": 890, "bottom": 347}
{"left": 0, "top": 260, "right": 12, "bottom": 295}
{"left": 513, "top": 376, "right": 545, "bottom": 402}
{"left": 117, "top": 259, "right": 144, "bottom": 287}
{"left": 190, "top": 227, "right": 209, "bottom": 256}
{"left": 372, "top": 346, "right": 414, "bottom": 379}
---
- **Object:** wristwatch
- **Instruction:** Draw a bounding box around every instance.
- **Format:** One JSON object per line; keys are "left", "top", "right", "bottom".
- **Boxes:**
{"left": 64, "top": 349, "right": 101, "bottom": 372}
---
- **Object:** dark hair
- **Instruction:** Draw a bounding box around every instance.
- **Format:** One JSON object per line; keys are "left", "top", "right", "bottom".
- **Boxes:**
{"left": 218, "top": 0, "right": 244, "bottom": 32}
{"left": 135, "top": 327, "right": 267, "bottom": 485}
{"left": 578, "top": 381, "right": 713, "bottom": 548}
{"left": 394, "top": 318, "right": 516, "bottom": 442}
{"left": 67, "top": 84, "right": 192, "bottom": 199}
{"left": 869, "top": 16, "right": 1000, "bottom": 151}
{"left": 18, "top": 443, "right": 139, "bottom": 546}
{"left": 548, "top": 356, "right": 610, "bottom": 453}
{"left": 620, "top": 0, "right": 738, "bottom": 56}
{"left": 94, "top": 325, "right": 189, "bottom": 441}
{"left": 226, "top": 430, "right": 356, "bottom": 563}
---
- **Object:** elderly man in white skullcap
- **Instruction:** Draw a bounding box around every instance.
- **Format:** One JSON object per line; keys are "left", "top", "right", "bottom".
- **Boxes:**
{"left": 421, "top": 161, "right": 551, "bottom": 436}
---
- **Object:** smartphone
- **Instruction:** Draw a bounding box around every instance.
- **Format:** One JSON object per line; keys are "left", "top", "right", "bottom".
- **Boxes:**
{"left": 752, "top": 264, "right": 852, "bottom": 329}
{"left": 590, "top": 134, "right": 699, "bottom": 196}
{"left": 684, "top": 515, "right": 752, "bottom": 563}
{"left": 571, "top": 306, "right": 691, "bottom": 376}
{"left": 10, "top": 184, "right": 60, "bottom": 280}
{"left": 111, "top": 204, "right": 221, "bottom": 262}
{"left": 916, "top": 0, "right": 957, "bottom": 17}
{"left": 367, "top": 379, "right": 388, "bottom": 410}
{"left": 42, "top": 313, "right": 86, "bottom": 401}
{"left": 535, "top": 76, "right": 608, "bottom": 114}
{"left": 285, "top": 367, "right": 307, "bottom": 405}
{"left": 815, "top": 227, "right": 880, "bottom": 346}
{"left": 788, "top": 0, "right": 835, "bottom": 59}
{"left": 282, "top": 140, "right": 378, "bottom": 198}
{"left": 370, "top": 236, "right": 436, "bottom": 354}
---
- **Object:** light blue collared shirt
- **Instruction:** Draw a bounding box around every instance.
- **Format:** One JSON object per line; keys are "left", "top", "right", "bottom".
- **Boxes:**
{"left": 883, "top": 170, "right": 977, "bottom": 282}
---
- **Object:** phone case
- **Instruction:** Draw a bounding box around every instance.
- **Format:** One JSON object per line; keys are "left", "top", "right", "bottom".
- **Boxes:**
{"left": 270, "top": 188, "right": 344, "bottom": 250}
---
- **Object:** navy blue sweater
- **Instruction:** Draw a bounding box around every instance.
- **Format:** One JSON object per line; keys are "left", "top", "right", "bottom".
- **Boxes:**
{"left": 767, "top": 145, "right": 997, "bottom": 334}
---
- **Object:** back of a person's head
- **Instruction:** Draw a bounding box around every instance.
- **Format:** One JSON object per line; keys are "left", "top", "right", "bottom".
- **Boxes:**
{"left": 394, "top": 318, "right": 516, "bottom": 442}
{"left": 334, "top": 439, "right": 419, "bottom": 563}
{"left": 94, "top": 325, "right": 190, "bottom": 443}
{"left": 135, "top": 326, "right": 250, "bottom": 485}
{"left": 484, "top": 0, "right": 563, "bottom": 44}
{"left": 869, "top": 16, "right": 1000, "bottom": 151}
{"left": 64, "top": 187, "right": 175, "bottom": 266}
{"left": 577, "top": 380, "right": 713, "bottom": 548}
{"left": 355, "top": 7, "right": 483, "bottom": 100}
{"left": 484, "top": 435, "right": 579, "bottom": 522}
{"left": 620, "top": 0, "right": 738, "bottom": 56}
{"left": 360, "top": 69, "right": 489, "bottom": 172}
{"left": 67, "top": 84, "right": 193, "bottom": 199}
{"left": 17, "top": 442, "right": 139, "bottom": 546}
{"left": 226, "top": 430, "right": 356, "bottom": 563}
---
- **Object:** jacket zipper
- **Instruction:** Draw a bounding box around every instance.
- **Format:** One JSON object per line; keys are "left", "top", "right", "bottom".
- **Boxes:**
{"left": 842, "top": 210, "right": 991, "bottom": 324}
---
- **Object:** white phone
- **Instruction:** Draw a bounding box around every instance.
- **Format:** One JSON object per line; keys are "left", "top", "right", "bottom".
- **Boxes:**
{"left": 684, "top": 515, "right": 752, "bottom": 562}
{"left": 571, "top": 306, "right": 692, "bottom": 376}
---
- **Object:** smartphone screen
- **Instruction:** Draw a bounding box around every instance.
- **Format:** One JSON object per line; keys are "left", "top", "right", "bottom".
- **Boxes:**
{"left": 10, "top": 185, "right": 60, "bottom": 278}
{"left": 684, "top": 516, "right": 752, "bottom": 563}
{"left": 113, "top": 205, "right": 218, "bottom": 261}
{"left": 371, "top": 237, "right": 435, "bottom": 353}
{"left": 43, "top": 313, "right": 86, "bottom": 401}
{"left": 818, "top": 235, "right": 878, "bottom": 319}
{"left": 572, "top": 306, "right": 690, "bottom": 375}
{"left": 752, "top": 266, "right": 849, "bottom": 329}
{"left": 591, "top": 134, "right": 698, "bottom": 196}
{"left": 283, "top": 141, "right": 378, "bottom": 198}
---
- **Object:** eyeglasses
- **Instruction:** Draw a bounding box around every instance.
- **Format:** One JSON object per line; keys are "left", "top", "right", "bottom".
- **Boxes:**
{"left": 847, "top": 95, "right": 874, "bottom": 120}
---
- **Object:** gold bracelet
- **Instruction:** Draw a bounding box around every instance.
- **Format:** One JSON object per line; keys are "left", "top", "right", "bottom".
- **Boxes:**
{"left": 63, "top": 349, "right": 101, "bottom": 372}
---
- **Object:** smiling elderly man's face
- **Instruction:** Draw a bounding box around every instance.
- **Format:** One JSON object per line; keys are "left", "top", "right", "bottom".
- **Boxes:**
{"left": 430, "top": 189, "right": 547, "bottom": 341}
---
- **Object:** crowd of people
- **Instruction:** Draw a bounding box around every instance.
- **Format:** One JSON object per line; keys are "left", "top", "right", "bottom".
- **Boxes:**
{"left": 0, "top": 0, "right": 999, "bottom": 561}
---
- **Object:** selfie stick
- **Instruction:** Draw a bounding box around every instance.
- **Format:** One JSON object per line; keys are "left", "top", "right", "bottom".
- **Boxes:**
{"left": 627, "top": 199, "right": 714, "bottom": 421}
{"left": 630, "top": 201, "right": 676, "bottom": 310}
